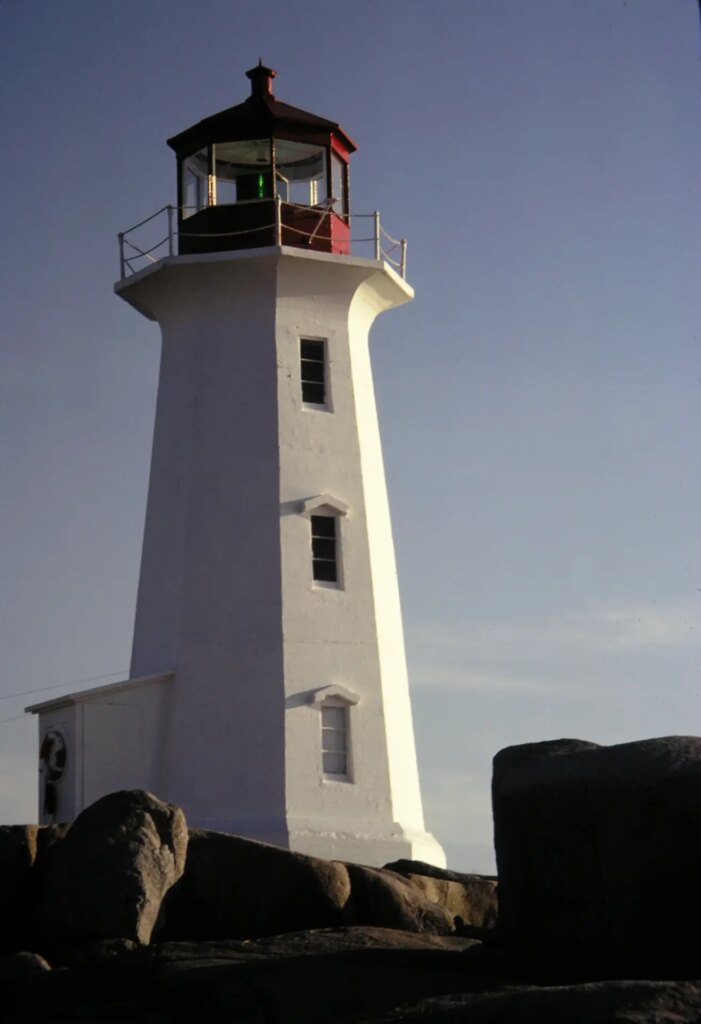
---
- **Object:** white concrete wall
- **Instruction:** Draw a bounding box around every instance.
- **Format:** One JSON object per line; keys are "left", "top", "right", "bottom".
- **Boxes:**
{"left": 125, "top": 255, "right": 288, "bottom": 841}
{"left": 114, "top": 248, "right": 445, "bottom": 865}
{"left": 274, "top": 253, "right": 443, "bottom": 863}
{"left": 348, "top": 281, "right": 427, "bottom": 830}
{"left": 276, "top": 258, "right": 409, "bottom": 832}
{"left": 35, "top": 675, "right": 171, "bottom": 823}
{"left": 81, "top": 678, "right": 170, "bottom": 808}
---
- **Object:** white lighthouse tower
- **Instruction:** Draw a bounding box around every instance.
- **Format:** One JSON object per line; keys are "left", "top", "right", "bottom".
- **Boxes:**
{"left": 28, "top": 64, "right": 445, "bottom": 868}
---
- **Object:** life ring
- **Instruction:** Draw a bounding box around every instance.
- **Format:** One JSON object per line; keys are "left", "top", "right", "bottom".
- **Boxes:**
{"left": 40, "top": 729, "right": 67, "bottom": 782}
{"left": 39, "top": 729, "right": 67, "bottom": 816}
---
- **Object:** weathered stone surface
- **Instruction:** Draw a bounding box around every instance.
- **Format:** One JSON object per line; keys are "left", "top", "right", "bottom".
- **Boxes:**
{"left": 405, "top": 874, "right": 497, "bottom": 929}
{"left": 342, "top": 863, "right": 455, "bottom": 934}
{"left": 147, "top": 926, "right": 479, "bottom": 965}
{"left": 42, "top": 790, "right": 187, "bottom": 945}
{"left": 145, "top": 928, "right": 490, "bottom": 1024}
{"left": 384, "top": 859, "right": 497, "bottom": 886}
{"left": 14, "top": 932, "right": 701, "bottom": 1024}
{"left": 0, "top": 825, "right": 38, "bottom": 872}
{"left": 51, "top": 936, "right": 140, "bottom": 970}
{"left": 160, "top": 828, "right": 351, "bottom": 940}
{"left": 0, "top": 826, "right": 39, "bottom": 952}
{"left": 35, "top": 823, "right": 70, "bottom": 867}
{"left": 251, "top": 925, "right": 479, "bottom": 956}
{"left": 493, "top": 736, "right": 701, "bottom": 978}
{"left": 0, "top": 927, "right": 489, "bottom": 1024}
{"left": 33, "top": 824, "right": 70, "bottom": 900}
{"left": 384, "top": 860, "right": 498, "bottom": 929}
{"left": 3, "top": 925, "right": 701, "bottom": 1024}
{"left": 0, "top": 823, "right": 73, "bottom": 954}
{"left": 375, "top": 980, "right": 701, "bottom": 1023}
{"left": 0, "top": 950, "right": 51, "bottom": 981}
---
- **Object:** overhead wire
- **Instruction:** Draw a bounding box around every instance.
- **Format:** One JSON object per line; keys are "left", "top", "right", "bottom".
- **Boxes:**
{"left": 0, "top": 670, "right": 128, "bottom": 703}
{"left": 0, "top": 713, "right": 31, "bottom": 727}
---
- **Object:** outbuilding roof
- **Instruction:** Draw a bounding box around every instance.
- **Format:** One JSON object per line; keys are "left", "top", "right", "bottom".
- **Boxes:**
{"left": 25, "top": 672, "right": 174, "bottom": 714}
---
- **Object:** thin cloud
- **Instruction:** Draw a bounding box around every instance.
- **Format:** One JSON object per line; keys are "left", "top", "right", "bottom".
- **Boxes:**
{"left": 408, "top": 602, "right": 701, "bottom": 693}
{"left": 586, "top": 606, "right": 700, "bottom": 651}
{"left": 410, "top": 662, "right": 563, "bottom": 695}
{"left": 412, "top": 602, "right": 701, "bottom": 659}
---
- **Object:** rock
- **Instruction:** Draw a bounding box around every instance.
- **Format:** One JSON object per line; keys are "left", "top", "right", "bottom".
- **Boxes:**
{"left": 405, "top": 874, "right": 497, "bottom": 929}
{"left": 35, "top": 823, "right": 70, "bottom": 866}
{"left": 249, "top": 925, "right": 480, "bottom": 956}
{"left": 33, "top": 823, "right": 70, "bottom": 897}
{"left": 146, "top": 927, "right": 488, "bottom": 1024}
{"left": 0, "top": 826, "right": 39, "bottom": 953}
{"left": 42, "top": 790, "right": 188, "bottom": 945}
{"left": 384, "top": 860, "right": 498, "bottom": 929}
{"left": 146, "top": 926, "right": 478, "bottom": 967}
{"left": 492, "top": 736, "right": 701, "bottom": 978}
{"left": 0, "top": 823, "right": 73, "bottom": 955}
{"left": 3, "top": 928, "right": 701, "bottom": 1024}
{"left": 384, "top": 859, "right": 497, "bottom": 885}
{"left": 160, "top": 828, "right": 351, "bottom": 940}
{"left": 50, "top": 936, "right": 141, "bottom": 970}
{"left": 342, "top": 863, "right": 455, "bottom": 934}
{"left": 0, "top": 950, "right": 51, "bottom": 981}
{"left": 375, "top": 980, "right": 701, "bottom": 1023}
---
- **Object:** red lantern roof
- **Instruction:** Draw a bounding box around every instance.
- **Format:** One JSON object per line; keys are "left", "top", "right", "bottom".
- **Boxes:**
{"left": 167, "top": 62, "right": 357, "bottom": 157}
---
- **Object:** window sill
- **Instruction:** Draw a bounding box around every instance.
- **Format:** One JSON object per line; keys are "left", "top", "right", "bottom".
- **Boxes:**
{"left": 302, "top": 402, "right": 331, "bottom": 413}
{"left": 312, "top": 580, "right": 343, "bottom": 591}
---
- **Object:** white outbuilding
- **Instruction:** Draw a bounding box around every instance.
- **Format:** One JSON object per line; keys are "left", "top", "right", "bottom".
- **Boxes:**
{"left": 28, "top": 64, "right": 446, "bottom": 868}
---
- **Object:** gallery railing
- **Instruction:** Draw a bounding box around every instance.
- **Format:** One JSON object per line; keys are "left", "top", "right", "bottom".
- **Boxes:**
{"left": 117, "top": 199, "right": 408, "bottom": 281}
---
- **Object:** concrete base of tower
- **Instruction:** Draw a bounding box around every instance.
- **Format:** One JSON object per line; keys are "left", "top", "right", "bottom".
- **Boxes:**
{"left": 186, "top": 815, "right": 446, "bottom": 868}
{"left": 186, "top": 816, "right": 291, "bottom": 851}
{"left": 287, "top": 820, "right": 447, "bottom": 869}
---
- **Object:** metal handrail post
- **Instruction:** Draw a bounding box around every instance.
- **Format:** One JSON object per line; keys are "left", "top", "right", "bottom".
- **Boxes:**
{"left": 373, "top": 212, "right": 381, "bottom": 261}
{"left": 118, "top": 233, "right": 125, "bottom": 280}
{"left": 307, "top": 197, "right": 334, "bottom": 245}
{"left": 400, "top": 239, "right": 407, "bottom": 279}
{"left": 274, "top": 195, "right": 282, "bottom": 245}
{"left": 167, "top": 205, "right": 175, "bottom": 256}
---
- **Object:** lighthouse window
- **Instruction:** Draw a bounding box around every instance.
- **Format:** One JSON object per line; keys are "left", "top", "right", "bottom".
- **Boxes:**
{"left": 300, "top": 339, "right": 327, "bottom": 406}
{"left": 275, "top": 139, "right": 327, "bottom": 207}
{"left": 182, "top": 148, "right": 208, "bottom": 219}
{"left": 331, "top": 153, "right": 347, "bottom": 216}
{"left": 321, "top": 704, "right": 349, "bottom": 777}
{"left": 212, "top": 140, "right": 273, "bottom": 205}
{"left": 311, "top": 515, "right": 338, "bottom": 583}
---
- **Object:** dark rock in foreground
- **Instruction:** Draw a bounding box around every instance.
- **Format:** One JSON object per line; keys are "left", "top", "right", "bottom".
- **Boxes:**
{"left": 0, "top": 793, "right": 494, "bottom": 955}
{"left": 342, "top": 862, "right": 455, "bottom": 934}
{"left": 42, "top": 790, "right": 188, "bottom": 945}
{"left": 377, "top": 979, "right": 701, "bottom": 1023}
{"left": 159, "top": 827, "right": 351, "bottom": 940}
{"left": 4, "top": 928, "right": 701, "bottom": 1023}
{"left": 0, "top": 826, "right": 39, "bottom": 954}
{"left": 384, "top": 859, "right": 498, "bottom": 930}
{"left": 493, "top": 735, "right": 701, "bottom": 979}
{"left": 4, "top": 732, "right": 701, "bottom": 1022}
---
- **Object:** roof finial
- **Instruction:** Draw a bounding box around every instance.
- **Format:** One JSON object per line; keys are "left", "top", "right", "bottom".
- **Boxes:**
{"left": 246, "top": 61, "right": 277, "bottom": 99}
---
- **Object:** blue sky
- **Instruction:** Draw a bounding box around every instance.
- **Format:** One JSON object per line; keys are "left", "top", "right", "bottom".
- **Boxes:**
{"left": 1, "top": 0, "right": 699, "bottom": 870}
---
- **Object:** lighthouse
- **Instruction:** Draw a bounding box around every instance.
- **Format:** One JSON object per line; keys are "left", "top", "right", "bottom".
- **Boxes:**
{"left": 28, "top": 64, "right": 445, "bottom": 868}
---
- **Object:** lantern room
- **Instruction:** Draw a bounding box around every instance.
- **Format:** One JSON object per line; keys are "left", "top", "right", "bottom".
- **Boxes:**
{"left": 168, "top": 62, "right": 355, "bottom": 257}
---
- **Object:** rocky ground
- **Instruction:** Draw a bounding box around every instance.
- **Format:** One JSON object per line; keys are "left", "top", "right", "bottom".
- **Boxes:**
{"left": 6, "top": 735, "right": 701, "bottom": 1021}
{"left": 4, "top": 927, "right": 701, "bottom": 1022}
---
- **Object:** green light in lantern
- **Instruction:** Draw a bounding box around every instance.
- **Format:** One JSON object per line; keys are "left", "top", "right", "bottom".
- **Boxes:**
{"left": 257, "top": 173, "right": 265, "bottom": 198}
